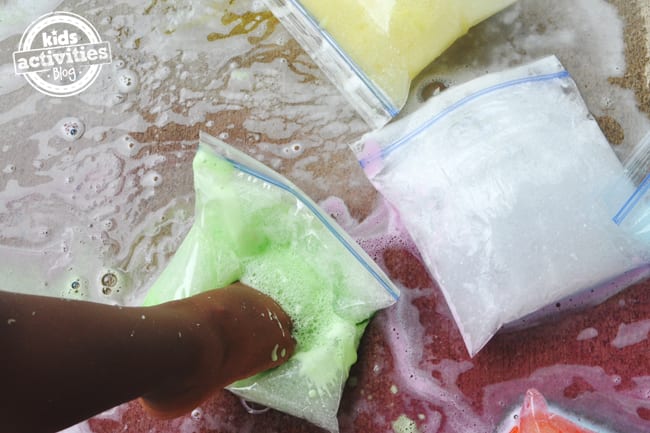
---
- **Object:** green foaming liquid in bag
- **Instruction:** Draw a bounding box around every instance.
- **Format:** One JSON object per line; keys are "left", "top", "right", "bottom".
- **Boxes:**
{"left": 144, "top": 132, "right": 399, "bottom": 432}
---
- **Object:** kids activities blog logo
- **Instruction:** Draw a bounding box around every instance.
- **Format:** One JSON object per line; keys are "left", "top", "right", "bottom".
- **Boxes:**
{"left": 13, "top": 11, "right": 112, "bottom": 97}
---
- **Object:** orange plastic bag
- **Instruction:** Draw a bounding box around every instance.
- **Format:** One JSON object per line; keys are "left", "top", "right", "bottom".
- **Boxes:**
{"left": 509, "top": 389, "right": 595, "bottom": 433}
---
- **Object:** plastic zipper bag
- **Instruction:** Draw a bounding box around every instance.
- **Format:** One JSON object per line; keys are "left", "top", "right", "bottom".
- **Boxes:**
{"left": 143, "top": 132, "right": 399, "bottom": 432}
{"left": 505, "top": 389, "right": 598, "bottom": 433}
{"left": 352, "top": 56, "right": 650, "bottom": 356}
{"left": 607, "top": 131, "right": 650, "bottom": 240}
{"left": 262, "top": 0, "right": 517, "bottom": 128}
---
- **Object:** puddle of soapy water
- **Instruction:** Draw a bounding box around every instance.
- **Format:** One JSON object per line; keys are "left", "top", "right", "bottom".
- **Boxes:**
{"left": 577, "top": 327, "right": 600, "bottom": 341}
{"left": 331, "top": 198, "right": 649, "bottom": 433}
{"left": 611, "top": 319, "right": 650, "bottom": 349}
{"left": 0, "top": 0, "right": 648, "bottom": 433}
{"left": 0, "top": 0, "right": 365, "bottom": 307}
{"left": 481, "top": 364, "right": 648, "bottom": 432}
{"left": 335, "top": 199, "right": 489, "bottom": 433}
{"left": 493, "top": 398, "right": 614, "bottom": 433}
{"left": 0, "top": 0, "right": 64, "bottom": 42}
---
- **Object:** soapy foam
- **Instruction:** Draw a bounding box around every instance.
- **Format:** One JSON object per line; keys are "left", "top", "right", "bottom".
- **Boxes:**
{"left": 55, "top": 196, "right": 650, "bottom": 433}
{"left": 332, "top": 198, "right": 650, "bottom": 433}
{"left": 611, "top": 319, "right": 650, "bottom": 349}
{"left": 576, "top": 327, "right": 599, "bottom": 341}
{"left": 0, "top": 0, "right": 64, "bottom": 41}
{"left": 141, "top": 143, "right": 397, "bottom": 431}
{"left": 483, "top": 365, "right": 648, "bottom": 432}
{"left": 391, "top": 414, "right": 421, "bottom": 433}
{"left": 0, "top": 0, "right": 370, "bottom": 311}
{"left": 0, "top": 0, "right": 648, "bottom": 432}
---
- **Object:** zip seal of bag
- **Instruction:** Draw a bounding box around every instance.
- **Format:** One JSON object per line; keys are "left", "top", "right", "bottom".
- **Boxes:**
{"left": 145, "top": 132, "right": 401, "bottom": 431}
{"left": 349, "top": 56, "right": 650, "bottom": 356}
{"left": 262, "top": 0, "right": 398, "bottom": 128}
{"left": 357, "top": 67, "right": 571, "bottom": 174}
{"left": 263, "top": 0, "right": 518, "bottom": 128}
{"left": 612, "top": 131, "right": 650, "bottom": 227}
{"left": 200, "top": 131, "right": 400, "bottom": 302}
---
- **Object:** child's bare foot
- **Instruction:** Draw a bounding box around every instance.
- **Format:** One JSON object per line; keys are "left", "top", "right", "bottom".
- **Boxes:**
{"left": 140, "top": 282, "right": 295, "bottom": 418}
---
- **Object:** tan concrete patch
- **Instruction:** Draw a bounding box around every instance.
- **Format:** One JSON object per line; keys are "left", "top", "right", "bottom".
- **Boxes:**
{"left": 609, "top": 0, "right": 650, "bottom": 116}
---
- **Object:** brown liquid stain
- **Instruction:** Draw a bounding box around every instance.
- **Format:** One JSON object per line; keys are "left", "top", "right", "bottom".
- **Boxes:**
{"left": 207, "top": 10, "right": 277, "bottom": 45}
{"left": 596, "top": 115, "right": 625, "bottom": 145}
{"left": 608, "top": 0, "right": 650, "bottom": 116}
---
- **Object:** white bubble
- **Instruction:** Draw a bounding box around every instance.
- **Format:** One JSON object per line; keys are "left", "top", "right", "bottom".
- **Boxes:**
{"left": 120, "top": 135, "right": 139, "bottom": 156}
{"left": 36, "top": 226, "right": 50, "bottom": 238}
{"left": 141, "top": 171, "right": 163, "bottom": 187}
{"left": 98, "top": 268, "right": 129, "bottom": 299}
{"left": 251, "top": 0, "right": 266, "bottom": 12}
{"left": 102, "top": 218, "right": 116, "bottom": 231}
{"left": 154, "top": 66, "right": 171, "bottom": 80}
{"left": 108, "top": 93, "right": 125, "bottom": 106}
{"left": 3, "top": 164, "right": 16, "bottom": 174}
{"left": 65, "top": 277, "right": 90, "bottom": 299}
{"left": 57, "top": 117, "right": 85, "bottom": 142}
{"left": 113, "top": 58, "right": 126, "bottom": 70}
{"left": 247, "top": 132, "right": 261, "bottom": 143}
{"left": 281, "top": 143, "right": 304, "bottom": 158}
{"left": 218, "top": 131, "right": 229, "bottom": 140}
{"left": 93, "top": 131, "right": 107, "bottom": 142}
{"left": 116, "top": 69, "right": 139, "bottom": 93}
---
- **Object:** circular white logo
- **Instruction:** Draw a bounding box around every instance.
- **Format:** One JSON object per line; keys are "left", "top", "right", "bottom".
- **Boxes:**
{"left": 12, "top": 11, "right": 112, "bottom": 97}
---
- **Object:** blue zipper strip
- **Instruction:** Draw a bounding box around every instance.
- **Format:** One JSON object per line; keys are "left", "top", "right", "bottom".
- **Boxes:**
{"left": 287, "top": 0, "right": 398, "bottom": 117}
{"left": 613, "top": 173, "right": 650, "bottom": 225}
{"left": 223, "top": 156, "right": 400, "bottom": 301}
{"left": 359, "top": 70, "right": 571, "bottom": 168}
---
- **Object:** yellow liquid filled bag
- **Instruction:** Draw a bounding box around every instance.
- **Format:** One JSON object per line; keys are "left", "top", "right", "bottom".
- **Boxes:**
{"left": 263, "top": 0, "right": 517, "bottom": 126}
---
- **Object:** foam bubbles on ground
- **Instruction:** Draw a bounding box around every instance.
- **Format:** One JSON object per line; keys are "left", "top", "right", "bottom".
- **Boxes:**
{"left": 57, "top": 117, "right": 85, "bottom": 142}
{"left": 141, "top": 171, "right": 163, "bottom": 188}
{"left": 611, "top": 319, "right": 650, "bottom": 349}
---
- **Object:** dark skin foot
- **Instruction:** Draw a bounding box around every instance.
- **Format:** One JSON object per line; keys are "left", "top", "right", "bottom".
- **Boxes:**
{"left": 0, "top": 282, "right": 295, "bottom": 433}
{"left": 140, "top": 282, "right": 294, "bottom": 418}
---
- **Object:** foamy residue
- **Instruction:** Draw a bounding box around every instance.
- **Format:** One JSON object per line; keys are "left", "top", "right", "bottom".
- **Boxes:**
{"left": 577, "top": 327, "right": 599, "bottom": 341}
{"left": 2, "top": 0, "right": 645, "bottom": 307}
{"left": 0, "top": 0, "right": 64, "bottom": 42}
{"left": 611, "top": 319, "right": 650, "bottom": 349}
{"left": 0, "top": 1, "right": 648, "bottom": 433}
{"left": 0, "top": 0, "right": 368, "bottom": 306}
{"left": 332, "top": 197, "right": 649, "bottom": 433}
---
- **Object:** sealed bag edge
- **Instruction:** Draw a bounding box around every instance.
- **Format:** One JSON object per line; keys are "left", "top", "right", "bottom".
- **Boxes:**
{"left": 261, "top": 0, "right": 397, "bottom": 128}
{"left": 353, "top": 55, "right": 568, "bottom": 179}
{"left": 199, "top": 131, "right": 401, "bottom": 303}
